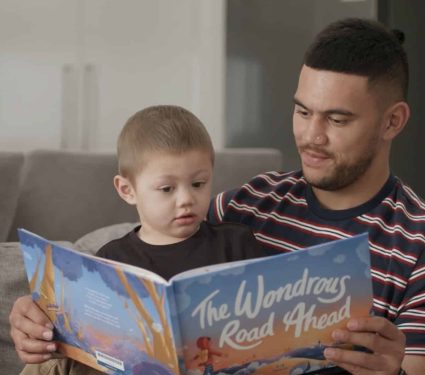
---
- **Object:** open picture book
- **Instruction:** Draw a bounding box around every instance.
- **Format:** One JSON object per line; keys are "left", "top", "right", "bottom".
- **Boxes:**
{"left": 18, "top": 228, "right": 373, "bottom": 375}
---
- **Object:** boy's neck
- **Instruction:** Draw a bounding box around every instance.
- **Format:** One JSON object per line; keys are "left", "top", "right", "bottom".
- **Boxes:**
{"left": 137, "top": 225, "right": 201, "bottom": 246}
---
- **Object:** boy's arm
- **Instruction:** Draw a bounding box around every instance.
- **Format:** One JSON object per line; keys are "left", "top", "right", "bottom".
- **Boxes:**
{"left": 9, "top": 295, "right": 57, "bottom": 363}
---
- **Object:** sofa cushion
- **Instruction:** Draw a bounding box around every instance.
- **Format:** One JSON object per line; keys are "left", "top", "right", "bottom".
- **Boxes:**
{"left": 8, "top": 150, "right": 139, "bottom": 242}
{"left": 74, "top": 222, "right": 139, "bottom": 254}
{"left": 0, "top": 152, "right": 24, "bottom": 242}
{"left": 212, "top": 148, "right": 282, "bottom": 195}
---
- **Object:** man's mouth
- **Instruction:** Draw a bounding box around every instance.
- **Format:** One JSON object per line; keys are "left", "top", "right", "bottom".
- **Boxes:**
{"left": 300, "top": 148, "right": 332, "bottom": 167}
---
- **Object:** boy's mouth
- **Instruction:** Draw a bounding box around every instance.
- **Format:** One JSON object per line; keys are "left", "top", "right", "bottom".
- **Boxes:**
{"left": 174, "top": 213, "right": 196, "bottom": 225}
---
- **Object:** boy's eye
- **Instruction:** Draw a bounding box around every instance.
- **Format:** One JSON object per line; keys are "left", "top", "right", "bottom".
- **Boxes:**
{"left": 159, "top": 186, "right": 173, "bottom": 193}
{"left": 192, "top": 181, "right": 205, "bottom": 188}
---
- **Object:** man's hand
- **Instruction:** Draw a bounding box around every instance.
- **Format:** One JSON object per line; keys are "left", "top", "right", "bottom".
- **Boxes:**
{"left": 324, "top": 316, "right": 405, "bottom": 374}
{"left": 9, "top": 295, "right": 57, "bottom": 363}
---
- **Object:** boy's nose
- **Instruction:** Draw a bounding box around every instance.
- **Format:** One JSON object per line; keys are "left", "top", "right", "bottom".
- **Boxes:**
{"left": 177, "top": 188, "right": 195, "bottom": 206}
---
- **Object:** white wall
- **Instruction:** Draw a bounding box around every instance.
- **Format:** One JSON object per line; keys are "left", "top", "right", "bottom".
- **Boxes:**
{"left": 0, "top": 0, "right": 226, "bottom": 151}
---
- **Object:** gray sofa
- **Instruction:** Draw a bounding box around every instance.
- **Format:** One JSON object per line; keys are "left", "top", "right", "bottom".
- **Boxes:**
{"left": 0, "top": 148, "right": 283, "bottom": 374}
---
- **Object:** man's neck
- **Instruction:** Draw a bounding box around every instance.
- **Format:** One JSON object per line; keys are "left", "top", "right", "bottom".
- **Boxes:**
{"left": 311, "top": 168, "right": 390, "bottom": 211}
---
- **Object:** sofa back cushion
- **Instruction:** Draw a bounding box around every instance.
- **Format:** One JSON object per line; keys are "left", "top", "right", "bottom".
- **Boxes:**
{"left": 8, "top": 150, "right": 138, "bottom": 242}
{"left": 0, "top": 152, "right": 24, "bottom": 241}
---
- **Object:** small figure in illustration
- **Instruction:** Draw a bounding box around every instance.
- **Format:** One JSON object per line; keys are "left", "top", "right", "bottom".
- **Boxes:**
{"left": 193, "top": 336, "right": 227, "bottom": 375}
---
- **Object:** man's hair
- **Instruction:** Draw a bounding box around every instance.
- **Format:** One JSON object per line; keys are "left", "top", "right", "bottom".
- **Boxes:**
{"left": 117, "top": 105, "right": 214, "bottom": 180}
{"left": 304, "top": 18, "right": 409, "bottom": 100}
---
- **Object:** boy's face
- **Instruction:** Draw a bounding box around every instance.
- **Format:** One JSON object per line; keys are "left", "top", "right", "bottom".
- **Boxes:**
{"left": 117, "top": 150, "right": 213, "bottom": 245}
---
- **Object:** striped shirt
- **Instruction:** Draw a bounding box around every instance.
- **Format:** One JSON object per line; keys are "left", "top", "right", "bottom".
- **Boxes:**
{"left": 208, "top": 170, "right": 425, "bottom": 355}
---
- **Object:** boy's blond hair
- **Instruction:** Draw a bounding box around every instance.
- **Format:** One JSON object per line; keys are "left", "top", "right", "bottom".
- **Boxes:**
{"left": 117, "top": 105, "right": 214, "bottom": 181}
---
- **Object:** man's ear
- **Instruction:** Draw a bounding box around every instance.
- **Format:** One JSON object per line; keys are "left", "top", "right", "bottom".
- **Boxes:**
{"left": 382, "top": 101, "right": 410, "bottom": 141}
{"left": 114, "top": 175, "right": 137, "bottom": 205}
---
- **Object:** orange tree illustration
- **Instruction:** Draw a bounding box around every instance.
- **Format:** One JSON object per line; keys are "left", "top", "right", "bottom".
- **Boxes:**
{"left": 84, "top": 259, "right": 179, "bottom": 372}
{"left": 23, "top": 238, "right": 178, "bottom": 372}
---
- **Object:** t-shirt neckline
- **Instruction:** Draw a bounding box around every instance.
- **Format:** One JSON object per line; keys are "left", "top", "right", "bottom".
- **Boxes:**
{"left": 305, "top": 174, "right": 396, "bottom": 221}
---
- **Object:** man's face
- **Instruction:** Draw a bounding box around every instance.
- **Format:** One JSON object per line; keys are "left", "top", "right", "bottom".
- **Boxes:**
{"left": 293, "top": 65, "right": 385, "bottom": 191}
{"left": 130, "top": 150, "right": 213, "bottom": 245}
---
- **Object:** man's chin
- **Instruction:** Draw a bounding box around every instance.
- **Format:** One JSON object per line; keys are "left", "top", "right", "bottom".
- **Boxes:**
{"left": 303, "top": 171, "right": 339, "bottom": 191}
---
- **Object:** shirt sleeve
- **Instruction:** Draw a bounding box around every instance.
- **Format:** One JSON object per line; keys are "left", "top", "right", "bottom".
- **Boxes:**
{"left": 396, "top": 247, "right": 425, "bottom": 355}
{"left": 207, "top": 189, "right": 238, "bottom": 224}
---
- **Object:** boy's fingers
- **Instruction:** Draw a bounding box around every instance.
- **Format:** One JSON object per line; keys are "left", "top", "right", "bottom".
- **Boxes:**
{"left": 10, "top": 313, "right": 53, "bottom": 342}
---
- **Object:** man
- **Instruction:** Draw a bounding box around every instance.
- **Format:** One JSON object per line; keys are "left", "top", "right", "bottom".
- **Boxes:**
{"left": 10, "top": 18, "right": 424, "bottom": 375}
{"left": 208, "top": 18, "right": 424, "bottom": 374}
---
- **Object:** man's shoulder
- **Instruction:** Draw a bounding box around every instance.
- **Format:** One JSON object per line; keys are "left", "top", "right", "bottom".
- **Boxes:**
{"left": 393, "top": 177, "right": 425, "bottom": 213}
{"left": 245, "top": 170, "right": 304, "bottom": 188}
{"left": 225, "top": 170, "right": 305, "bottom": 200}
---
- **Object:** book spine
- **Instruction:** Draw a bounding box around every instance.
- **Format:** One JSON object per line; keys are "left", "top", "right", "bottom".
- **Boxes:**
{"left": 167, "top": 284, "right": 185, "bottom": 375}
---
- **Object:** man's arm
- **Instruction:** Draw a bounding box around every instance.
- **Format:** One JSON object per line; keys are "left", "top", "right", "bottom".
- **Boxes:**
{"left": 402, "top": 355, "right": 425, "bottom": 375}
{"left": 9, "top": 295, "right": 57, "bottom": 363}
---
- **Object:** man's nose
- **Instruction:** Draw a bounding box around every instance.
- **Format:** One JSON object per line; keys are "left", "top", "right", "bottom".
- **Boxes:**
{"left": 304, "top": 116, "right": 328, "bottom": 145}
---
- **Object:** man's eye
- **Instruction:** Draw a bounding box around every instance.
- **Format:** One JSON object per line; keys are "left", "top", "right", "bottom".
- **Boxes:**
{"left": 295, "top": 109, "right": 309, "bottom": 118}
{"left": 329, "top": 117, "right": 347, "bottom": 125}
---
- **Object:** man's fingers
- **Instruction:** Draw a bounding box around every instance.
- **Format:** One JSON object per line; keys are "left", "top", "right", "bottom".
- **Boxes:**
{"left": 10, "top": 313, "right": 53, "bottom": 342}
{"left": 324, "top": 316, "right": 406, "bottom": 374}
{"left": 332, "top": 328, "right": 403, "bottom": 355}
{"left": 15, "top": 332, "right": 56, "bottom": 354}
{"left": 11, "top": 329, "right": 56, "bottom": 364}
{"left": 324, "top": 347, "right": 386, "bottom": 372}
{"left": 10, "top": 295, "right": 52, "bottom": 328}
{"left": 347, "top": 316, "right": 405, "bottom": 342}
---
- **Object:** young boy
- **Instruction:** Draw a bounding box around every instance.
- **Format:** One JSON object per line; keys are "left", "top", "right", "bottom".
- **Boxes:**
{"left": 17, "top": 105, "right": 264, "bottom": 375}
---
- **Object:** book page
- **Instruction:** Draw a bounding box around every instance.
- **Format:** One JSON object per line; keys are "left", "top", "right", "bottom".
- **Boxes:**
{"left": 97, "top": 257, "right": 167, "bottom": 284}
{"left": 172, "top": 233, "right": 372, "bottom": 375}
{"left": 170, "top": 256, "right": 266, "bottom": 282}
{"left": 18, "top": 228, "right": 180, "bottom": 374}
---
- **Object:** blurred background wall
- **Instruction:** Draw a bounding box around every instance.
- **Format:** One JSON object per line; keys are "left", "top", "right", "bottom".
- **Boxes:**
{"left": 1, "top": 0, "right": 424, "bottom": 195}
{"left": 0, "top": 0, "right": 226, "bottom": 151}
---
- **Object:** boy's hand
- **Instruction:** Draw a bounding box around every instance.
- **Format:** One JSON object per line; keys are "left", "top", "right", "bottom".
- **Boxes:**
{"left": 9, "top": 295, "right": 57, "bottom": 363}
{"left": 324, "top": 316, "right": 405, "bottom": 375}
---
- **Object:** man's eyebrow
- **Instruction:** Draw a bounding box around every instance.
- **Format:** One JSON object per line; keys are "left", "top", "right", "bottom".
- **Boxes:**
{"left": 293, "top": 97, "right": 355, "bottom": 117}
{"left": 293, "top": 97, "right": 307, "bottom": 109}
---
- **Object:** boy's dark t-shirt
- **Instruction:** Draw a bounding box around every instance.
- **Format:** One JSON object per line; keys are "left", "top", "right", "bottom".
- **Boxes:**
{"left": 96, "top": 221, "right": 265, "bottom": 280}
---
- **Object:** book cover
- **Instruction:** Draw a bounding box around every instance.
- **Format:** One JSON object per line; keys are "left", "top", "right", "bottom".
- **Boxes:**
{"left": 19, "top": 229, "right": 372, "bottom": 375}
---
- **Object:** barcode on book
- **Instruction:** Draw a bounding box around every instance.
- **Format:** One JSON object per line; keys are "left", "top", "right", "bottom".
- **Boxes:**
{"left": 95, "top": 350, "right": 125, "bottom": 371}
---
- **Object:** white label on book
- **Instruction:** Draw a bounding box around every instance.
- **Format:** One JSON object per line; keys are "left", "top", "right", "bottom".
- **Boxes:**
{"left": 95, "top": 350, "right": 125, "bottom": 371}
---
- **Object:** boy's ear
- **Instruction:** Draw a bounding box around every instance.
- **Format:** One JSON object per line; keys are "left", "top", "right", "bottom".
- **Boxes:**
{"left": 114, "top": 175, "right": 137, "bottom": 205}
